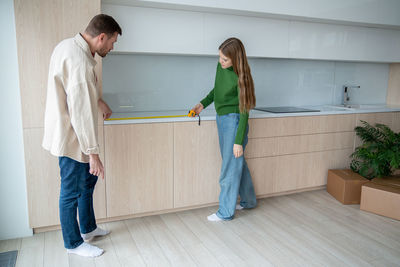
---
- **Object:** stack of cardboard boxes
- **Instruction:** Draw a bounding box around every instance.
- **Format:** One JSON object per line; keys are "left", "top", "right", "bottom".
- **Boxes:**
{"left": 327, "top": 169, "right": 400, "bottom": 221}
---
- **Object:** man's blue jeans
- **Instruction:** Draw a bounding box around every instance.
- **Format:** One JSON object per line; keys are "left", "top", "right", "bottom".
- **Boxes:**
{"left": 59, "top": 156, "right": 98, "bottom": 249}
{"left": 216, "top": 113, "right": 257, "bottom": 220}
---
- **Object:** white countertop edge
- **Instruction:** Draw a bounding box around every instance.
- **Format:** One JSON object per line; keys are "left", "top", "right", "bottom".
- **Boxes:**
{"left": 104, "top": 105, "right": 400, "bottom": 125}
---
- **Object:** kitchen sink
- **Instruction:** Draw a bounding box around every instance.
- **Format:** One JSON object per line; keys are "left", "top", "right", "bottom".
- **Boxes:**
{"left": 330, "top": 104, "right": 387, "bottom": 109}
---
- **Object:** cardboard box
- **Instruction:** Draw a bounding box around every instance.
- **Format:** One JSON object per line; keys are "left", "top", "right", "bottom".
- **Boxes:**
{"left": 360, "top": 177, "right": 400, "bottom": 221}
{"left": 327, "top": 169, "right": 369, "bottom": 204}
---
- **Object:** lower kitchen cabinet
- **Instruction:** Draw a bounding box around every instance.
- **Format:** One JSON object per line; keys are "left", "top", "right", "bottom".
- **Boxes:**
{"left": 24, "top": 111, "right": 400, "bottom": 229}
{"left": 248, "top": 148, "right": 352, "bottom": 194}
{"left": 104, "top": 123, "right": 174, "bottom": 217}
{"left": 245, "top": 114, "right": 357, "bottom": 196}
{"left": 23, "top": 126, "right": 106, "bottom": 229}
{"left": 173, "top": 121, "right": 221, "bottom": 208}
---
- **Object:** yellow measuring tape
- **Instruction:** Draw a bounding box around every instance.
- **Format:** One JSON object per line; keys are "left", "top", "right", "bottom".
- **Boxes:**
{"left": 105, "top": 110, "right": 201, "bottom": 125}
{"left": 105, "top": 114, "right": 189, "bottom": 121}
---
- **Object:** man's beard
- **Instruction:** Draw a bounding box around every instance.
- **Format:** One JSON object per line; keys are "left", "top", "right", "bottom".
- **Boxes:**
{"left": 98, "top": 48, "right": 108, "bottom": 58}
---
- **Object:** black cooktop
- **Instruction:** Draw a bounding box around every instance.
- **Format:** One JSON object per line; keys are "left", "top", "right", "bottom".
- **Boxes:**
{"left": 254, "top": 106, "right": 320, "bottom": 113}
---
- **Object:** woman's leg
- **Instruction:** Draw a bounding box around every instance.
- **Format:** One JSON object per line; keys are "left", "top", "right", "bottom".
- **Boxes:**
{"left": 238, "top": 126, "right": 257, "bottom": 208}
{"left": 215, "top": 114, "right": 244, "bottom": 220}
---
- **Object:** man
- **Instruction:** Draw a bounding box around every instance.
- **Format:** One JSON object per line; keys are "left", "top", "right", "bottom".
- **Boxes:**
{"left": 42, "top": 14, "right": 121, "bottom": 257}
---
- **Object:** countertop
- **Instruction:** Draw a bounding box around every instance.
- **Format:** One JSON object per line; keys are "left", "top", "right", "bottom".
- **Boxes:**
{"left": 104, "top": 104, "right": 400, "bottom": 125}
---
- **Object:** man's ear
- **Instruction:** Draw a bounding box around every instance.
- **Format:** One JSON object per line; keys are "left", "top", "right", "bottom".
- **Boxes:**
{"left": 98, "top": 33, "right": 106, "bottom": 42}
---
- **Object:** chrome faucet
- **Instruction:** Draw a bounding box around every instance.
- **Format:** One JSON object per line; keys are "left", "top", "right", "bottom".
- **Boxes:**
{"left": 343, "top": 85, "right": 360, "bottom": 107}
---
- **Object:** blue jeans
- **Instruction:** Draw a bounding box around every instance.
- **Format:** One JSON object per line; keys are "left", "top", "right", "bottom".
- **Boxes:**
{"left": 216, "top": 113, "right": 257, "bottom": 220}
{"left": 59, "top": 157, "right": 98, "bottom": 249}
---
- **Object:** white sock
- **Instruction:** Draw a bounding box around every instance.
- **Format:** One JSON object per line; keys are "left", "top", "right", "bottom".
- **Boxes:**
{"left": 236, "top": 204, "right": 244, "bottom": 210}
{"left": 67, "top": 242, "right": 104, "bottom": 257}
{"left": 81, "top": 227, "right": 110, "bottom": 241}
{"left": 207, "top": 213, "right": 223, "bottom": 222}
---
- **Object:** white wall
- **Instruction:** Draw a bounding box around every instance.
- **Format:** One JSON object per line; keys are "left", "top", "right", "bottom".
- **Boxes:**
{"left": 0, "top": 0, "right": 32, "bottom": 240}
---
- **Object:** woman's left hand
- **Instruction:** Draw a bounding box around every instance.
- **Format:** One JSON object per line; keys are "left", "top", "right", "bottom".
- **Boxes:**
{"left": 233, "top": 144, "right": 243, "bottom": 158}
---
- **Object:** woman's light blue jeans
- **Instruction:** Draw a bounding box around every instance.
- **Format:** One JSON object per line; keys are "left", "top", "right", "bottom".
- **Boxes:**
{"left": 216, "top": 113, "right": 257, "bottom": 220}
{"left": 59, "top": 156, "right": 98, "bottom": 249}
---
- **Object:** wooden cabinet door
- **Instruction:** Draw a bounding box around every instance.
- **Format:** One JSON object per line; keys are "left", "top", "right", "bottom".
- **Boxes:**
{"left": 14, "top": 0, "right": 103, "bottom": 229}
{"left": 23, "top": 127, "right": 106, "bottom": 228}
{"left": 173, "top": 121, "right": 221, "bottom": 208}
{"left": 246, "top": 115, "right": 356, "bottom": 196}
{"left": 104, "top": 123, "right": 174, "bottom": 217}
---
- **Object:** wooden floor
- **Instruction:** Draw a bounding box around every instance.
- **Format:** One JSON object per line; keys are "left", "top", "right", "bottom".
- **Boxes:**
{"left": 1, "top": 189, "right": 400, "bottom": 267}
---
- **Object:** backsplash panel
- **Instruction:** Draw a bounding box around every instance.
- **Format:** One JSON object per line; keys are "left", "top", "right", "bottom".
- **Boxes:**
{"left": 103, "top": 54, "right": 389, "bottom": 112}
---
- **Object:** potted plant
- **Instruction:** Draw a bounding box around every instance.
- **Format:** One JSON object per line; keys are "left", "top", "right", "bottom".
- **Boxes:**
{"left": 350, "top": 120, "right": 400, "bottom": 180}
{"left": 327, "top": 120, "right": 400, "bottom": 205}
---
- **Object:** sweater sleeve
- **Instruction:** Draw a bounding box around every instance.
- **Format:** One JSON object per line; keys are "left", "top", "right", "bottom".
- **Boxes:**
{"left": 66, "top": 67, "right": 100, "bottom": 155}
{"left": 235, "top": 111, "right": 249, "bottom": 145}
{"left": 200, "top": 88, "right": 214, "bottom": 108}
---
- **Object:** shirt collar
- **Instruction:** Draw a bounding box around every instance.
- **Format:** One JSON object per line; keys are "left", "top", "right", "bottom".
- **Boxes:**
{"left": 74, "top": 33, "right": 97, "bottom": 66}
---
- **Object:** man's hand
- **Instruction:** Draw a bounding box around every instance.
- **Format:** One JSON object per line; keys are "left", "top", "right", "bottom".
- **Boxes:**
{"left": 233, "top": 144, "right": 243, "bottom": 158}
{"left": 89, "top": 154, "right": 104, "bottom": 179}
{"left": 98, "top": 98, "right": 112, "bottom": 120}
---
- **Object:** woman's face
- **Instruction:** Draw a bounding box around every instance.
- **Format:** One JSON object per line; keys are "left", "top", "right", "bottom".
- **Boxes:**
{"left": 219, "top": 50, "right": 232, "bottom": 69}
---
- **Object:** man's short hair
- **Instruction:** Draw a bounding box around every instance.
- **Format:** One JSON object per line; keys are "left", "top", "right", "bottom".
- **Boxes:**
{"left": 85, "top": 14, "right": 122, "bottom": 37}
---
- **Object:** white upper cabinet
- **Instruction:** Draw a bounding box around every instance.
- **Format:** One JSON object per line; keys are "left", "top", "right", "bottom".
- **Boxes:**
{"left": 289, "top": 21, "right": 366, "bottom": 61}
{"left": 289, "top": 21, "right": 400, "bottom": 62}
{"left": 103, "top": 4, "right": 204, "bottom": 54}
{"left": 203, "top": 13, "right": 289, "bottom": 58}
{"left": 103, "top": 3, "right": 400, "bottom": 62}
{"left": 363, "top": 28, "right": 400, "bottom": 62}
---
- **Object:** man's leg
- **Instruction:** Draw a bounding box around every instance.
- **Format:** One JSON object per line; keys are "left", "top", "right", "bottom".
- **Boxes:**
{"left": 78, "top": 170, "right": 109, "bottom": 241}
{"left": 58, "top": 157, "right": 103, "bottom": 257}
{"left": 59, "top": 157, "right": 84, "bottom": 249}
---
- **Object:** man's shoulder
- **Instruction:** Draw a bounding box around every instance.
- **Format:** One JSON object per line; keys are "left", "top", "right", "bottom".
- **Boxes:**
{"left": 53, "top": 35, "right": 85, "bottom": 57}
{"left": 54, "top": 36, "right": 75, "bottom": 51}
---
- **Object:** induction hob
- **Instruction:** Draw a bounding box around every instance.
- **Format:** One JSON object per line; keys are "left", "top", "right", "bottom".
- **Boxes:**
{"left": 254, "top": 106, "right": 320, "bottom": 113}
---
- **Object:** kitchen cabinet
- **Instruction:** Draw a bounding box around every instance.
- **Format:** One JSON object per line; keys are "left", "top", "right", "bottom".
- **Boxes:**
{"left": 102, "top": 0, "right": 400, "bottom": 29}
{"left": 289, "top": 22, "right": 400, "bottom": 62}
{"left": 102, "top": 4, "right": 204, "bottom": 54}
{"left": 203, "top": 13, "right": 289, "bottom": 58}
{"left": 23, "top": 127, "right": 106, "bottom": 229}
{"left": 14, "top": 0, "right": 105, "bottom": 229}
{"left": 363, "top": 28, "right": 400, "bottom": 62}
{"left": 246, "top": 114, "right": 356, "bottom": 196}
{"left": 103, "top": 3, "right": 400, "bottom": 62}
{"left": 173, "top": 121, "right": 221, "bottom": 208}
{"left": 288, "top": 21, "right": 366, "bottom": 61}
{"left": 104, "top": 123, "right": 174, "bottom": 217}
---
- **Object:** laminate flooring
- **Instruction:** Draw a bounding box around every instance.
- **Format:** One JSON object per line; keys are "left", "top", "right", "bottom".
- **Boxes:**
{"left": 1, "top": 189, "right": 400, "bottom": 267}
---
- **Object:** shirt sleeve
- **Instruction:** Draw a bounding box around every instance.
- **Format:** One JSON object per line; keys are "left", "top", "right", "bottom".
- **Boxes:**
{"left": 200, "top": 88, "right": 214, "bottom": 108}
{"left": 66, "top": 66, "right": 100, "bottom": 155}
{"left": 235, "top": 111, "right": 249, "bottom": 145}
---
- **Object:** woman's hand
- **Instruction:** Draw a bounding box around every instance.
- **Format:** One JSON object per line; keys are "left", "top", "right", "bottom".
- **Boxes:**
{"left": 192, "top": 103, "right": 204, "bottom": 115}
{"left": 233, "top": 144, "right": 243, "bottom": 158}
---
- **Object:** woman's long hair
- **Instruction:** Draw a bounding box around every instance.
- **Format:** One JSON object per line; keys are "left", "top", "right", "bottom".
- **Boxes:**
{"left": 219, "top": 38, "right": 255, "bottom": 113}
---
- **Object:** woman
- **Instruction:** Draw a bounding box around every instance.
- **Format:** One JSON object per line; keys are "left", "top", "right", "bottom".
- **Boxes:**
{"left": 192, "top": 37, "right": 257, "bottom": 221}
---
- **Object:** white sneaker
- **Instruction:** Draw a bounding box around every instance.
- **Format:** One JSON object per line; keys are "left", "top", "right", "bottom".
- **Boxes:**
{"left": 207, "top": 213, "right": 223, "bottom": 222}
{"left": 67, "top": 242, "right": 104, "bottom": 257}
{"left": 236, "top": 204, "right": 244, "bottom": 210}
{"left": 81, "top": 227, "right": 110, "bottom": 242}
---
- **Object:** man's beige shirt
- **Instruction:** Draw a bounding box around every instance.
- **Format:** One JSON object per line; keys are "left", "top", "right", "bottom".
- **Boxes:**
{"left": 42, "top": 33, "right": 99, "bottom": 163}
